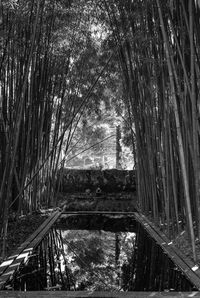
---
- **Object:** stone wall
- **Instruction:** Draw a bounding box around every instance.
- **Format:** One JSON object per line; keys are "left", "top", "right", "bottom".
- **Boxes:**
{"left": 57, "top": 169, "right": 136, "bottom": 193}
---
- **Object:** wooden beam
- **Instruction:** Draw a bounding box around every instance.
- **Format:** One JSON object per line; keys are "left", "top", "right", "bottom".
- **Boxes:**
{"left": 0, "top": 291, "right": 200, "bottom": 297}
{"left": 133, "top": 212, "right": 200, "bottom": 289}
{"left": 0, "top": 211, "right": 61, "bottom": 289}
{"left": 61, "top": 211, "right": 137, "bottom": 215}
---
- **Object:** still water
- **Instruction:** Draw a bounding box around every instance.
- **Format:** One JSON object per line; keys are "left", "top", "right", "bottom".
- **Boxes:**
{"left": 61, "top": 229, "right": 135, "bottom": 291}
{"left": 8, "top": 214, "right": 196, "bottom": 291}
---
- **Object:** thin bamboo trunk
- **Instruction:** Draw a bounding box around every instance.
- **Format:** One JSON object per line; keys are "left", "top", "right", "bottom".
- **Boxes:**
{"left": 189, "top": 0, "right": 200, "bottom": 237}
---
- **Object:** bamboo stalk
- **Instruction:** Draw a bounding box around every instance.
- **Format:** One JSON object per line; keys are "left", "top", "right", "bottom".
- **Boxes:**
{"left": 189, "top": 0, "right": 200, "bottom": 237}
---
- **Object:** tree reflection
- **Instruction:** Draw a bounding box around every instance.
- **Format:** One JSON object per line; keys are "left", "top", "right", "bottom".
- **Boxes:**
{"left": 62, "top": 230, "right": 135, "bottom": 291}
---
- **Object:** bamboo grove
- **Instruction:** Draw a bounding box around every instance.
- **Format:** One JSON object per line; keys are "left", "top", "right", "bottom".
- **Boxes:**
{"left": 1, "top": 0, "right": 200, "bottom": 262}
{"left": 0, "top": 0, "right": 69, "bottom": 257}
{"left": 103, "top": 0, "right": 200, "bottom": 260}
{"left": 0, "top": 0, "right": 105, "bottom": 258}
{"left": 0, "top": 0, "right": 122, "bottom": 259}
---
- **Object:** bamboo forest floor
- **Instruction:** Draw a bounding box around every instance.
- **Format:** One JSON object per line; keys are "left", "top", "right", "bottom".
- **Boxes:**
{"left": 0, "top": 213, "right": 47, "bottom": 263}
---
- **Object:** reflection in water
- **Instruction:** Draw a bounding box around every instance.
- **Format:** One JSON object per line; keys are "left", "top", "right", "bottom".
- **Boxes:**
{"left": 61, "top": 230, "right": 135, "bottom": 291}
{"left": 7, "top": 215, "right": 196, "bottom": 291}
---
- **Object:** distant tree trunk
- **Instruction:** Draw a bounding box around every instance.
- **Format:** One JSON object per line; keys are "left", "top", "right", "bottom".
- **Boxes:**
{"left": 116, "top": 125, "right": 122, "bottom": 169}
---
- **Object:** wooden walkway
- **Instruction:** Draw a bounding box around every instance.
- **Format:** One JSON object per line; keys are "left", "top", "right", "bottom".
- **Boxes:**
{"left": 61, "top": 211, "right": 136, "bottom": 214}
{"left": 0, "top": 210, "right": 61, "bottom": 290}
{"left": 0, "top": 291, "right": 200, "bottom": 297}
{"left": 133, "top": 212, "right": 200, "bottom": 290}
